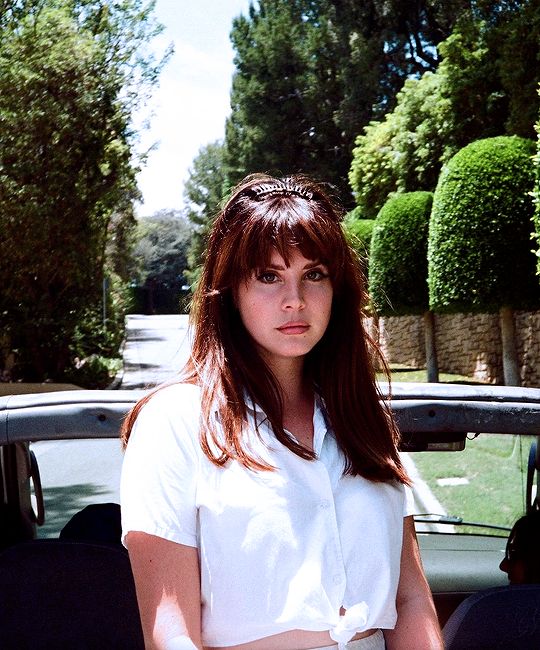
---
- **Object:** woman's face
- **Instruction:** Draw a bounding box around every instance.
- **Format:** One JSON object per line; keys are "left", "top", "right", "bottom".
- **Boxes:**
{"left": 236, "top": 248, "right": 333, "bottom": 371}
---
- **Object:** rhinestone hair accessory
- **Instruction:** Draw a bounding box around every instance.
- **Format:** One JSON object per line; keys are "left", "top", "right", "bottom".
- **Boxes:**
{"left": 251, "top": 179, "right": 314, "bottom": 201}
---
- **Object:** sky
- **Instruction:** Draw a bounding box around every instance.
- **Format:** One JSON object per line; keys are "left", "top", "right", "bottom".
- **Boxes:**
{"left": 134, "top": 0, "right": 252, "bottom": 218}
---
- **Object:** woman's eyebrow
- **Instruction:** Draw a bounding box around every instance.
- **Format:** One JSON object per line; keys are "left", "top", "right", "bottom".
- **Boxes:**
{"left": 261, "top": 263, "right": 286, "bottom": 271}
{"left": 303, "top": 260, "right": 325, "bottom": 269}
{"left": 260, "top": 259, "right": 325, "bottom": 271}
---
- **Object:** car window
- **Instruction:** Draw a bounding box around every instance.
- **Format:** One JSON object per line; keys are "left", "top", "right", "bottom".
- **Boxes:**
{"left": 31, "top": 439, "right": 123, "bottom": 539}
{"left": 409, "top": 433, "right": 536, "bottom": 535}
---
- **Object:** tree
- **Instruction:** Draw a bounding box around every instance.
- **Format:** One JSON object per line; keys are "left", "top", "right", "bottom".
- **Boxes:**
{"left": 369, "top": 192, "right": 438, "bottom": 381}
{"left": 0, "top": 0, "right": 165, "bottom": 380}
{"left": 349, "top": 2, "right": 540, "bottom": 218}
{"left": 224, "top": 1, "right": 313, "bottom": 187}
{"left": 224, "top": 0, "right": 474, "bottom": 203}
{"left": 349, "top": 71, "right": 454, "bottom": 218}
{"left": 428, "top": 136, "right": 538, "bottom": 386}
{"left": 183, "top": 141, "right": 228, "bottom": 286}
{"left": 498, "top": 0, "right": 540, "bottom": 139}
{"left": 132, "top": 211, "right": 193, "bottom": 314}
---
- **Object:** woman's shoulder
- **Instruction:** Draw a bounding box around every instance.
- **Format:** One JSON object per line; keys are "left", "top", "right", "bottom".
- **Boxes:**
{"left": 137, "top": 382, "right": 202, "bottom": 428}
{"left": 129, "top": 382, "right": 203, "bottom": 452}
{"left": 147, "top": 381, "right": 202, "bottom": 404}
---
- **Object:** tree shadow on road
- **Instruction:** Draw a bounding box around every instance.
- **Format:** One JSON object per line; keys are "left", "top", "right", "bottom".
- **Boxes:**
{"left": 37, "top": 484, "right": 117, "bottom": 539}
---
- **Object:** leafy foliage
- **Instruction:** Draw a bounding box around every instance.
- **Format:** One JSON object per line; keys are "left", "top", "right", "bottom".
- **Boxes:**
{"left": 349, "top": 72, "right": 454, "bottom": 218}
{"left": 0, "top": 0, "right": 164, "bottom": 381}
{"left": 132, "top": 211, "right": 193, "bottom": 314}
{"left": 349, "top": 3, "right": 540, "bottom": 218}
{"left": 342, "top": 210, "right": 374, "bottom": 272}
{"left": 349, "top": 119, "right": 400, "bottom": 219}
{"left": 224, "top": 0, "right": 470, "bottom": 203}
{"left": 428, "top": 136, "right": 538, "bottom": 313}
{"left": 369, "top": 192, "right": 433, "bottom": 315}
{"left": 534, "top": 88, "right": 540, "bottom": 275}
{"left": 183, "top": 141, "right": 228, "bottom": 286}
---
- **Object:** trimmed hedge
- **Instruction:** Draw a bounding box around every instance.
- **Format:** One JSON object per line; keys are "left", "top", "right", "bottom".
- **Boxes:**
{"left": 428, "top": 136, "right": 538, "bottom": 313}
{"left": 343, "top": 207, "right": 375, "bottom": 265}
{"left": 369, "top": 191, "right": 433, "bottom": 315}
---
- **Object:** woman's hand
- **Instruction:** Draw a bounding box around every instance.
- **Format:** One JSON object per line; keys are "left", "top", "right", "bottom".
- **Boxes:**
{"left": 126, "top": 532, "right": 202, "bottom": 650}
{"left": 384, "top": 516, "right": 444, "bottom": 649}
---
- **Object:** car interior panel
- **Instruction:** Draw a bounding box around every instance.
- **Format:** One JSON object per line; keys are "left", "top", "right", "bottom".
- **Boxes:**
{"left": 1, "top": 384, "right": 539, "bottom": 647}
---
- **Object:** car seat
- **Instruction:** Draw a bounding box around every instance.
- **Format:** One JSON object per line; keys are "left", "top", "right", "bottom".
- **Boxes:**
{"left": 59, "top": 502, "right": 123, "bottom": 546}
{"left": 0, "top": 539, "right": 144, "bottom": 649}
{"left": 443, "top": 584, "right": 540, "bottom": 649}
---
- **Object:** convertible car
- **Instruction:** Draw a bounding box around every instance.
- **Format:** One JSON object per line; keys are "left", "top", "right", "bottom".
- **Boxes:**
{"left": 0, "top": 383, "right": 539, "bottom": 649}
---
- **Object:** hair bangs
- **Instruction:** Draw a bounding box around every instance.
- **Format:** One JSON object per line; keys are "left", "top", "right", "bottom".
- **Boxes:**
{"left": 233, "top": 197, "right": 344, "bottom": 283}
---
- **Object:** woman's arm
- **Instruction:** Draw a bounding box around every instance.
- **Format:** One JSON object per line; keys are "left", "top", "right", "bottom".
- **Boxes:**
{"left": 126, "top": 532, "right": 202, "bottom": 650}
{"left": 384, "top": 516, "right": 444, "bottom": 650}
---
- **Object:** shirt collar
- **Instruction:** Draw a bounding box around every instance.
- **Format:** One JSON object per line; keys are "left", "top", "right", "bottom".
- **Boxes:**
{"left": 244, "top": 390, "right": 330, "bottom": 454}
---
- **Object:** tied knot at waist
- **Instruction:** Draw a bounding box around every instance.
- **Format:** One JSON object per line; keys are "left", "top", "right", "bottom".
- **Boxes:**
{"left": 329, "top": 602, "right": 370, "bottom": 648}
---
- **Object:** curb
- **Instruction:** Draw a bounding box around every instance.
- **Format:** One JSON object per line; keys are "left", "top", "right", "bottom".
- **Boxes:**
{"left": 401, "top": 453, "right": 455, "bottom": 533}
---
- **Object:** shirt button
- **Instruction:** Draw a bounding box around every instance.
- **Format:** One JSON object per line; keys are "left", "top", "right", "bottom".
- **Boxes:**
{"left": 333, "top": 574, "right": 343, "bottom": 585}
{"left": 319, "top": 499, "right": 331, "bottom": 509}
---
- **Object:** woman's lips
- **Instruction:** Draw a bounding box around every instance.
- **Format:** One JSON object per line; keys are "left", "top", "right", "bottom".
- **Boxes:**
{"left": 277, "top": 322, "right": 310, "bottom": 334}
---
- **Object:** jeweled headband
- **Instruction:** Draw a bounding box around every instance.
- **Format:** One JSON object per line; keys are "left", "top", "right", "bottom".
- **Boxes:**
{"left": 251, "top": 179, "right": 314, "bottom": 201}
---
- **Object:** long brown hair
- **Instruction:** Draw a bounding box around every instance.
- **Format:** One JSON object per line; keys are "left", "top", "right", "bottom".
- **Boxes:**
{"left": 122, "top": 174, "right": 409, "bottom": 484}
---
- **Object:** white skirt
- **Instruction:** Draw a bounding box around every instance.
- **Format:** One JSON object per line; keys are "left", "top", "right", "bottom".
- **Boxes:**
{"left": 315, "top": 629, "right": 385, "bottom": 650}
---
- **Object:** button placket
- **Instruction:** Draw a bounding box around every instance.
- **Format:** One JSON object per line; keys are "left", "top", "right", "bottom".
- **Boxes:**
{"left": 313, "top": 457, "right": 347, "bottom": 601}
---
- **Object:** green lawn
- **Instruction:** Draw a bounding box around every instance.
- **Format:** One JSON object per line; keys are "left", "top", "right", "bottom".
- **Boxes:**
{"left": 383, "top": 367, "right": 532, "bottom": 533}
{"left": 411, "top": 434, "right": 532, "bottom": 533}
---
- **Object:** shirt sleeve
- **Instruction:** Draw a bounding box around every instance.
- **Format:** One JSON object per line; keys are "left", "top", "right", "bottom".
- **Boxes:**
{"left": 403, "top": 484, "right": 416, "bottom": 517}
{"left": 120, "top": 386, "right": 201, "bottom": 548}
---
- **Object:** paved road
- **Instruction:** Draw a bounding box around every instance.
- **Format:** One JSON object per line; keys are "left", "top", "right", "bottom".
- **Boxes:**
{"left": 33, "top": 313, "right": 445, "bottom": 537}
{"left": 119, "top": 313, "right": 192, "bottom": 389}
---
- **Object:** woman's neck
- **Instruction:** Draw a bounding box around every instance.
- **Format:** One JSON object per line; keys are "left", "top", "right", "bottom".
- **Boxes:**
{"left": 266, "top": 357, "right": 307, "bottom": 402}
{"left": 266, "top": 357, "right": 315, "bottom": 449}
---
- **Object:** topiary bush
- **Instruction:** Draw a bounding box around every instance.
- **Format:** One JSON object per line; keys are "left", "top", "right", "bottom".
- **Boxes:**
{"left": 342, "top": 207, "right": 374, "bottom": 269}
{"left": 369, "top": 191, "right": 433, "bottom": 315}
{"left": 428, "top": 136, "right": 538, "bottom": 313}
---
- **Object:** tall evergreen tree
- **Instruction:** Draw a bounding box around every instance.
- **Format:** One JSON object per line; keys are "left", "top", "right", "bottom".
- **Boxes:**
{"left": 224, "top": 1, "right": 312, "bottom": 185}
{"left": 224, "top": 0, "right": 477, "bottom": 203}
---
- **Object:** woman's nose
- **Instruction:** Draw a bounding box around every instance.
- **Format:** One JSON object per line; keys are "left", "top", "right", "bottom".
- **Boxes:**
{"left": 282, "top": 281, "right": 305, "bottom": 310}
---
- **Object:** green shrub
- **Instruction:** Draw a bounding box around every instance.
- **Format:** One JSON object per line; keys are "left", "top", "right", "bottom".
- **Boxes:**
{"left": 428, "top": 136, "right": 538, "bottom": 313}
{"left": 60, "top": 271, "right": 132, "bottom": 387}
{"left": 63, "top": 354, "right": 122, "bottom": 389}
{"left": 343, "top": 208, "right": 374, "bottom": 267}
{"left": 349, "top": 119, "right": 398, "bottom": 219}
{"left": 369, "top": 192, "right": 433, "bottom": 315}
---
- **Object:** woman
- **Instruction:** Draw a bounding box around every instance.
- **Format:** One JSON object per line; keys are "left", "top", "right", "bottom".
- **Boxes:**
{"left": 120, "top": 174, "right": 443, "bottom": 650}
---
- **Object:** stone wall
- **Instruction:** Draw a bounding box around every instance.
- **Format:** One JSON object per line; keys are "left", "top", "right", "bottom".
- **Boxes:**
{"left": 375, "top": 310, "right": 540, "bottom": 387}
{"left": 516, "top": 311, "right": 540, "bottom": 386}
{"left": 376, "top": 315, "right": 426, "bottom": 369}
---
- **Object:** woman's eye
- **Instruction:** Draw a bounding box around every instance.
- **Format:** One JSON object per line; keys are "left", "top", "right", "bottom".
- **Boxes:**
{"left": 305, "top": 268, "right": 328, "bottom": 281}
{"left": 257, "top": 271, "right": 278, "bottom": 283}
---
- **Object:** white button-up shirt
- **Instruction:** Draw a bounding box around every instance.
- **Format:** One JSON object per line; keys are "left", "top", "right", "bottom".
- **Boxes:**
{"left": 121, "top": 383, "right": 412, "bottom": 647}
